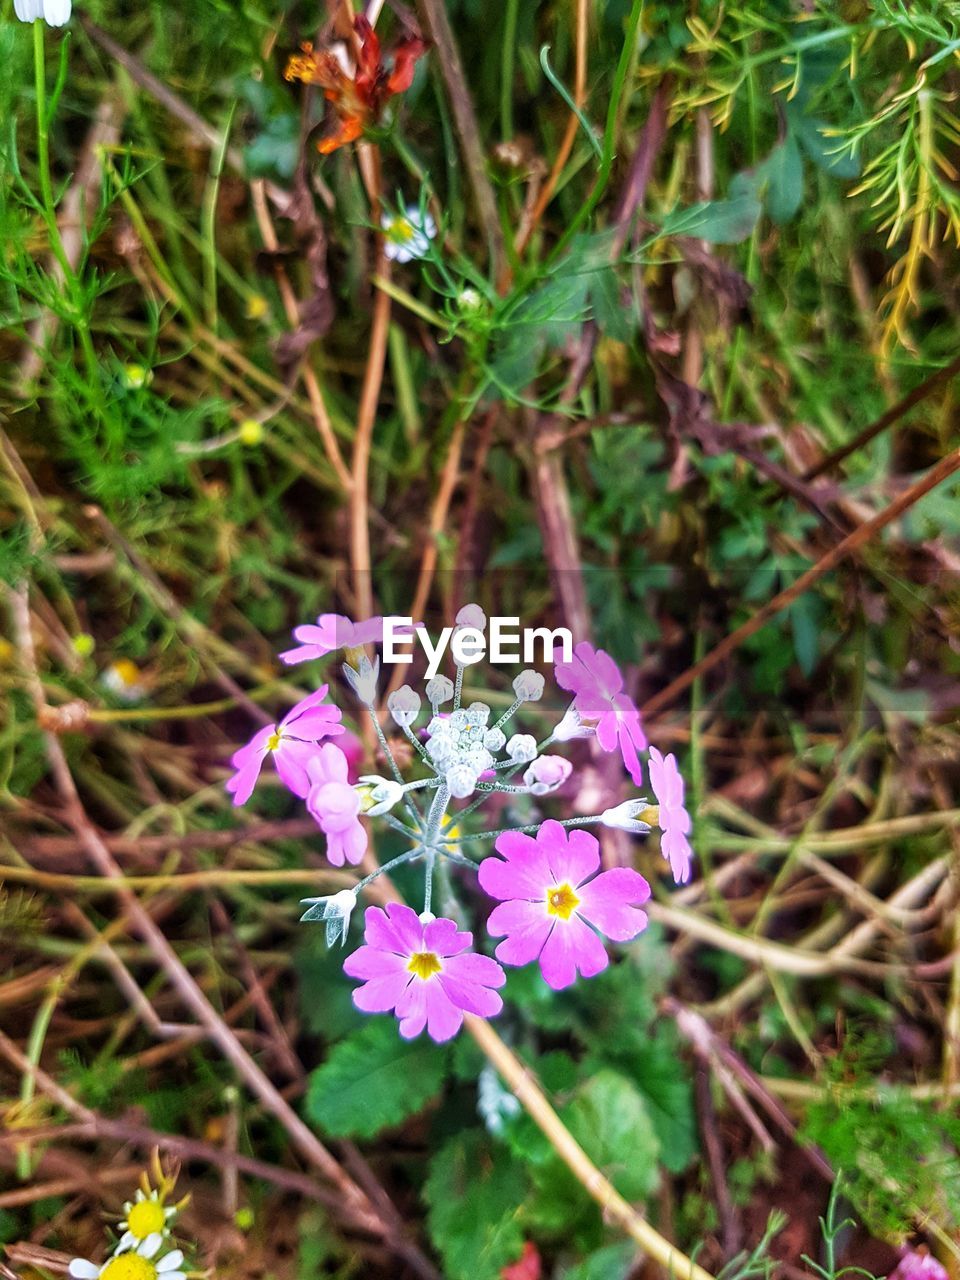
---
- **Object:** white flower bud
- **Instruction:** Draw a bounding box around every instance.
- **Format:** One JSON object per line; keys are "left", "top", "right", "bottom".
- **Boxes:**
{"left": 300, "top": 888, "right": 357, "bottom": 946}
{"left": 342, "top": 655, "right": 380, "bottom": 704}
{"left": 425, "top": 674, "right": 454, "bottom": 707}
{"left": 513, "top": 670, "right": 544, "bottom": 702}
{"left": 387, "top": 684, "right": 421, "bottom": 726}
{"left": 484, "top": 727, "right": 506, "bottom": 752}
{"left": 446, "top": 762, "right": 479, "bottom": 798}
{"left": 600, "top": 798, "right": 655, "bottom": 834}
{"left": 357, "top": 775, "right": 405, "bottom": 816}
{"left": 553, "top": 703, "right": 593, "bottom": 741}
{"left": 506, "top": 733, "right": 537, "bottom": 763}
{"left": 455, "top": 602, "right": 486, "bottom": 631}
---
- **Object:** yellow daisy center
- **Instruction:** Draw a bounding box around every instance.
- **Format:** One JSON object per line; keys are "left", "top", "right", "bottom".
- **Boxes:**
{"left": 266, "top": 731, "right": 282, "bottom": 752}
{"left": 407, "top": 951, "right": 443, "bottom": 980}
{"left": 546, "top": 883, "right": 580, "bottom": 920}
{"left": 126, "top": 1199, "right": 166, "bottom": 1239}
{"left": 100, "top": 1256, "right": 157, "bottom": 1280}
{"left": 389, "top": 218, "right": 416, "bottom": 243}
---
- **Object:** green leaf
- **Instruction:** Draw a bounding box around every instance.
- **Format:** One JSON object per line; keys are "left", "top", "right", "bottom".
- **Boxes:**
{"left": 787, "top": 108, "right": 860, "bottom": 179}
{"left": 758, "top": 134, "right": 805, "bottom": 224}
{"left": 789, "top": 595, "right": 821, "bottom": 677}
{"left": 560, "top": 1242, "right": 638, "bottom": 1280}
{"left": 567, "top": 1070, "right": 661, "bottom": 1202}
{"left": 425, "top": 1131, "right": 528, "bottom": 1280}
{"left": 305, "top": 1020, "right": 449, "bottom": 1138}
{"left": 659, "top": 193, "right": 761, "bottom": 244}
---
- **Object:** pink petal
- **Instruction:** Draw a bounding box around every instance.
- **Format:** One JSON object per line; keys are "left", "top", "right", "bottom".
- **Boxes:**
{"left": 352, "top": 972, "right": 412, "bottom": 1013}
{"left": 443, "top": 951, "right": 506, "bottom": 989}
{"left": 540, "top": 822, "right": 599, "bottom": 888}
{"left": 343, "top": 946, "right": 408, "bottom": 981}
{"left": 348, "top": 616, "right": 384, "bottom": 646}
{"left": 274, "top": 739, "right": 316, "bottom": 798}
{"left": 340, "top": 821, "right": 367, "bottom": 866}
{"left": 594, "top": 708, "right": 619, "bottom": 753}
{"left": 364, "top": 903, "right": 424, "bottom": 955}
{"left": 488, "top": 900, "right": 553, "bottom": 967}
{"left": 480, "top": 832, "right": 552, "bottom": 901}
{"left": 616, "top": 722, "right": 644, "bottom": 786}
{"left": 538, "top": 914, "right": 608, "bottom": 990}
{"left": 423, "top": 917, "right": 472, "bottom": 957}
{"left": 438, "top": 970, "right": 503, "bottom": 1018}
{"left": 424, "top": 981, "right": 465, "bottom": 1042}
{"left": 395, "top": 979, "right": 428, "bottom": 1038}
{"left": 590, "top": 647, "right": 624, "bottom": 696}
{"left": 576, "top": 868, "right": 651, "bottom": 941}
{"left": 662, "top": 830, "right": 693, "bottom": 884}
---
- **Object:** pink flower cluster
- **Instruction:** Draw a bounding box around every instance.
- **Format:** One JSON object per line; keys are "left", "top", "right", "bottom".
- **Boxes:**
{"left": 225, "top": 610, "right": 695, "bottom": 1041}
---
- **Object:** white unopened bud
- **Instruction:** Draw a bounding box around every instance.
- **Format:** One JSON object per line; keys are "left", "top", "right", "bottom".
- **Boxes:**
{"left": 300, "top": 888, "right": 357, "bottom": 947}
{"left": 455, "top": 602, "right": 486, "bottom": 631}
{"left": 600, "top": 798, "right": 655, "bottom": 834}
{"left": 506, "top": 733, "right": 537, "bottom": 763}
{"left": 446, "top": 762, "right": 478, "bottom": 798}
{"left": 387, "top": 684, "right": 421, "bottom": 726}
{"left": 357, "top": 775, "right": 405, "bottom": 816}
{"left": 553, "top": 703, "right": 593, "bottom": 741}
{"left": 484, "top": 727, "right": 506, "bottom": 752}
{"left": 513, "top": 670, "right": 544, "bottom": 702}
{"left": 426, "top": 674, "right": 454, "bottom": 707}
{"left": 343, "top": 655, "right": 380, "bottom": 704}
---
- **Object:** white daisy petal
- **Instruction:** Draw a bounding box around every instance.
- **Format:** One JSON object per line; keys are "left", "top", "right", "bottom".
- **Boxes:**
{"left": 139, "top": 1234, "right": 162, "bottom": 1258}
{"left": 68, "top": 1262, "right": 99, "bottom": 1279}
{"left": 157, "top": 1251, "right": 185, "bottom": 1272}
{"left": 116, "top": 1232, "right": 135, "bottom": 1252}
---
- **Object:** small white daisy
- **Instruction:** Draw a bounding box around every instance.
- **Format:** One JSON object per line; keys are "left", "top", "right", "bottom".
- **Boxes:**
{"left": 115, "top": 1189, "right": 177, "bottom": 1255}
{"left": 69, "top": 1242, "right": 186, "bottom": 1280}
{"left": 381, "top": 205, "right": 436, "bottom": 263}
{"left": 14, "top": 0, "right": 72, "bottom": 26}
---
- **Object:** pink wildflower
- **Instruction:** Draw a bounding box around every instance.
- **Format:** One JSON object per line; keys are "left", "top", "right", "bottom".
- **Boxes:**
{"left": 648, "top": 746, "right": 693, "bottom": 884}
{"left": 306, "top": 743, "right": 368, "bottom": 866}
{"left": 479, "top": 819, "right": 651, "bottom": 990}
{"left": 280, "top": 613, "right": 386, "bottom": 665}
{"left": 344, "top": 903, "right": 506, "bottom": 1041}
{"left": 888, "top": 1252, "right": 948, "bottom": 1280}
{"left": 226, "top": 687, "right": 343, "bottom": 805}
{"left": 554, "top": 642, "right": 647, "bottom": 784}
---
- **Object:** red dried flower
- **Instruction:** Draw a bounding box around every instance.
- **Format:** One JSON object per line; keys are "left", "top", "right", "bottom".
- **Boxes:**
{"left": 285, "top": 16, "right": 427, "bottom": 155}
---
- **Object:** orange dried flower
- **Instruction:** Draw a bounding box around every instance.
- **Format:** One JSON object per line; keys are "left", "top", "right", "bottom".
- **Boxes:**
{"left": 285, "top": 16, "right": 427, "bottom": 156}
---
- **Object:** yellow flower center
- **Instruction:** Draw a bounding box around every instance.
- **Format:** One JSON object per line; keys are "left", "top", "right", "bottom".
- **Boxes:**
{"left": 126, "top": 1199, "right": 166, "bottom": 1239}
{"left": 100, "top": 1256, "right": 158, "bottom": 1280}
{"left": 111, "top": 660, "right": 142, "bottom": 687}
{"left": 546, "top": 883, "right": 580, "bottom": 921}
{"left": 389, "top": 218, "right": 416, "bottom": 243}
{"left": 407, "top": 951, "right": 443, "bottom": 980}
{"left": 266, "top": 731, "right": 283, "bottom": 752}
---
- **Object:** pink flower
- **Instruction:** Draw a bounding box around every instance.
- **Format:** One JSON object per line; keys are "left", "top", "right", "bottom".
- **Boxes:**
{"left": 226, "top": 687, "right": 344, "bottom": 805}
{"left": 888, "top": 1252, "right": 948, "bottom": 1280}
{"left": 338, "top": 728, "right": 364, "bottom": 782}
{"left": 554, "top": 642, "right": 647, "bottom": 785}
{"left": 280, "top": 613, "right": 386, "bottom": 665}
{"left": 523, "top": 754, "right": 572, "bottom": 795}
{"left": 648, "top": 746, "right": 693, "bottom": 884}
{"left": 479, "top": 819, "right": 651, "bottom": 990}
{"left": 344, "top": 903, "right": 506, "bottom": 1041}
{"left": 306, "top": 743, "right": 368, "bottom": 866}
